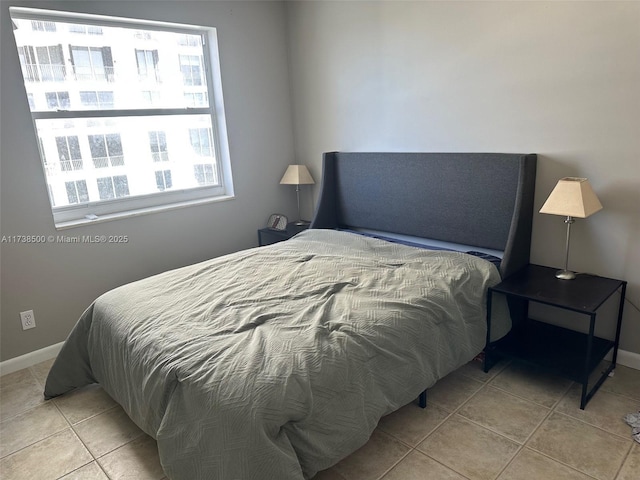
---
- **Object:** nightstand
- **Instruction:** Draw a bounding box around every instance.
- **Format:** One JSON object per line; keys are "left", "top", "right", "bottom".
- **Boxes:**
{"left": 484, "top": 264, "right": 626, "bottom": 409}
{"left": 258, "top": 223, "right": 308, "bottom": 246}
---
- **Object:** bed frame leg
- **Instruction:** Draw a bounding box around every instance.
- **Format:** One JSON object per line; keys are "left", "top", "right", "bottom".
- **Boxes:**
{"left": 418, "top": 390, "right": 427, "bottom": 408}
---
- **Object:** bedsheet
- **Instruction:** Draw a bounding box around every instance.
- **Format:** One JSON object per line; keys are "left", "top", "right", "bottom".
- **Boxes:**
{"left": 45, "top": 229, "right": 506, "bottom": 479}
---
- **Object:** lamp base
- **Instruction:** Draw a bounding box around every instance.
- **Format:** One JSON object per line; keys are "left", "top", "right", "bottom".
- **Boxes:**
{"left": 293, "top": 220, "right": 310, "bottom": 226}
{"left": 555, "top": 269, "right": 576, "bottom": 280}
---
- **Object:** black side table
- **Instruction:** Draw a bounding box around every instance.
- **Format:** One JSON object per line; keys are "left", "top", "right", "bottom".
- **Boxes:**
{"left": 258, "top": 223, "right": 309, "bottom": 246}
{"left": 484, "top": 264, "right": 626, "bottom": 409}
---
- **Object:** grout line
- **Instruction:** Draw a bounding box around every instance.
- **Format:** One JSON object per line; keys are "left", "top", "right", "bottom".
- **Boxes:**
{"left": 612, "top": 441, "right": 637, "bottom": 480}
{"left": 374, "top": 446, "right": 412, "bottom": 480}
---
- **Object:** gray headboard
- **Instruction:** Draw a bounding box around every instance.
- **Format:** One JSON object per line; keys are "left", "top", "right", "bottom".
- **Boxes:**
{"left": 310, "top": 152, "right": 537, "bottom": 279}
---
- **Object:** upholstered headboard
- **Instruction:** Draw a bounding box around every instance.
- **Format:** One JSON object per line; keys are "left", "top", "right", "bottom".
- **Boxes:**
{"left": 310, "top": 152, "right": 537, "bottom": 279}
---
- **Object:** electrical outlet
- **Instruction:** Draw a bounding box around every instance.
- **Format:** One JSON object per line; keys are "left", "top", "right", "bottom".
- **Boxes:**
{"left": 20, "top": 310, "right": 36, "bottom": 330}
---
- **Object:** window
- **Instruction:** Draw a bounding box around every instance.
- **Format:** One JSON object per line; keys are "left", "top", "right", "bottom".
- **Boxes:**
{"left": 18, "top": 45, "right": 65, "bottom": 82}
{"left": 31, "top": 20, "right": 56, "bottom": 32}
{"left": 140, "top": 90, "right": 161, "bottom": 105}
{"left": 70, "top": 46, "right": 113, "bottom": 82}
{"left": 45, "top": 91, "right": 70, "bottom": 110}
{"left": 136, "top": 49, "right": 160, "bottom": 82}
{"left": 149, "top": 131, "right": 168, "bottom": 162}
{"left": 56, "top": 136, "right": 83, "bottom": 171}
{"left": 89, "top": 134, "right": 124, "bottom": 168}
{"left": 183, "top": 92, "right": 207, "bottom": 107}
{"left": 11, "top": 7, "right": 233, "bottom": 228}
{"left": 194, "top": 164, "right": 216, "bottom": 186}
{"left": 189, "top": 128, "right": 218, "bottom": 185}
{"left": 68, "top": 24, "right": 103, "bottom": 35}
{"left": 66, "top": 180, "right": 89, "bottom": 204}
{"left": 97, "top": 175, "right": 129, "bottom": 200}
{"left": 179, "top": 54, "right": 203, "bottom": 86}
{"left": 79, "top": 91, "right": 114, "bottom": 108}
{"left": 155, "top": 170, "right": 172, "bottom": 191}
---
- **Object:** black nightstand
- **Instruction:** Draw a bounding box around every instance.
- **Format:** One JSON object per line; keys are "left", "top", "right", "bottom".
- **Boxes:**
{"left": 258, "top": 223, "right": 309, "bottom": 246}
{"left": 484, "top": 264, "right": 626, "bottom": 409}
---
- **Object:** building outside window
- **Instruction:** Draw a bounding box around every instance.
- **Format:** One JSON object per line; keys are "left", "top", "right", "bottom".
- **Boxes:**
{"left": 149, "top": 131, "right": 168, "bottom": 163}
{"left": 65, "top": 180, "right": 89, "bottom": 204}
{"left": 136, "top": 49, "right": 160, "bottom": 83}
{"left": 89, "top": 133, "right": 124, "bottom": 168}
{"left": 45, "top": 91, "right": 70, "bottom": 109}
{"left": 18, "top": 45, "right": 65, "bottom": 82}
{"left": 10, "top": 7, "right": 233, "bottom": 228}
{"left": 56, "top": 136, "right": 83, "bottom": 171}
{"left": 79, "top": 91, "right": 114, "bottom": 108}
{"left": 155, "top": 170, "right": 172, "bottom": 191}
{"left": 97, "top": 175, "right": 129, "bottom": 200}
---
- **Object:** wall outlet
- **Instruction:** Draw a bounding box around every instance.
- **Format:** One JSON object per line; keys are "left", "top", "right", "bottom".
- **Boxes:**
{"left": 20, "top": 310, "right": 36, "bottom": 330}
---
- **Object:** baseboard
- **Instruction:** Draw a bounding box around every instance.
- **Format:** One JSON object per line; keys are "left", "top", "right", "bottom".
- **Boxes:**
{"left": 0, "top": 342, "right": 64, "bottom": 376}
{"left": 2, "top": 342, "right": 639, "bottom": 377}
{"left": 614, "top": 349, "right": 640, "bottom": 371}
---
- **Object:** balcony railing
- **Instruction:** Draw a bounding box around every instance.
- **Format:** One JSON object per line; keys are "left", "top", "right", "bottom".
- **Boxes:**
{"left": 93, "top": 156, "right": 124, "bottom": 169}
{"left": 151, "top": 151, "right": 169, "bottom": 162}
{"left": 21, "top": 64, "right": 66, "bottom": 82}
{"left": 72, "top": 66, "right": 115, "bottom": 83}
{"left": 21, "top": 64, "right": 115, "bottom": 83}
{"left": 60, "top": 159, "right": 84, "bottom": 172}
{"left": 138, "top": 71, "right": 162, "bottom": 84}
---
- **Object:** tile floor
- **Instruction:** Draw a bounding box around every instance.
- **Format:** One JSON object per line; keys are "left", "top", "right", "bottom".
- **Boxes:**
{"left": 1, "top": 358, "right": 638, "bottom": 480}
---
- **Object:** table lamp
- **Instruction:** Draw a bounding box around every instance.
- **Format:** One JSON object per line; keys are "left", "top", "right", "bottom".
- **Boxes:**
{"left": 280, "top": 164, "right": 315, "bottom": 225}
{"left": 539, "top": 177, "right": 603, "bottom": 279}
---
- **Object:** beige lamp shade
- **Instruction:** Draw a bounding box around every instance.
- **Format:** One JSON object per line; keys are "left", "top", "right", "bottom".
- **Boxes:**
{"left": 539, "top": 177, "right": 602, "bottom": 218}
{"left": 280, "top": 165, "right": 315, "bottom": 185}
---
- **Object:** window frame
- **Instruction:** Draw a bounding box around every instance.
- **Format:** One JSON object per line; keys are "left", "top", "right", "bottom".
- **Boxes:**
{"left": 11, "top": 6, "right": 234, "bottom": 230}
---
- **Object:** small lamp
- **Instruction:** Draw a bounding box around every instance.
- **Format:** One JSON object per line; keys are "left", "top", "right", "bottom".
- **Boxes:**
{"left": 539, "top": 177, "right": 603, "bottom": 279}
{"left": 280, "top": 164, "right": 315, "bottom": 225}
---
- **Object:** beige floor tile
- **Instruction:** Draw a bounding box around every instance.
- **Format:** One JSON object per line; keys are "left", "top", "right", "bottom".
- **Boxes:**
{"left": 417, "top": 414, "right": 520, "bottom": 480}
{"left": 98, "top": 434, "right": 165, "bottom": 480}
{"left": 527, "top": 412, "right": 631, "bottom": 480}
{"left": 29, "top": 358, "right": 55, "bottom": 387}
{"left": 59, "top": 461, "right": 109, "bottom": 479}
{"left": 0, "top": 369, "right": 46, "bottom": 420}
{"left": 427, "top": 371, "right": 484, "bottom": 412}
{"left": 312, "top": 467, "right": 348, "bottom": 480}
{"left": 600, "top": 365, "right": 640, "bottom": 401}
{"left": 498, "top": 447, "right": 595, "bottom": 480}
{"left": 53, "top": 383, "right": 117, "bottom": 424}
{"left": 458, "top": 386, "right": 550, "bottom": 444}
{"left": 382, "top": 450, "right": 466, "bottom": 480}
{"left": 332, "top": 429, "right": 410, "bottom": 480}
{"left": 0, "top": 402, "right": 68, "bottom": 458}
{"left": 490, "top": 362, "right": 573, "bottom": 408}
{"left": 456, "top": 358, "right": 507, "bottom": 383}
{"left": 377, "top": 401, "right": 450, "bottom": 446}
{"left": 0, "top": 428, "right": 92, "bottom": 480}
{"left": 616, "top": 442, "right": 640, "bottom": 480}
{"left": 555, "top": 384, "right": 639, "bottom": 438}
{"left": 74, "top": 405, "right": 145, "bottom": 457}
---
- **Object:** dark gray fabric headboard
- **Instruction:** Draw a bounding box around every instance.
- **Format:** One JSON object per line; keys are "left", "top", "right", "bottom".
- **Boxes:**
{"left": 310, "top": 152, "right": 537, "bottom": 279}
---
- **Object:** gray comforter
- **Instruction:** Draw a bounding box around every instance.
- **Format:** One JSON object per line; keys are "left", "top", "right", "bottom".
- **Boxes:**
{"left": 44, "top": 229, "right": 505, "bottom": 480}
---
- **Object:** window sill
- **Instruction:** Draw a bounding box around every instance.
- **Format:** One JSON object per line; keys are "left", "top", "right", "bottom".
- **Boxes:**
{"left": 55, "top": 194, "right": 235, "bottom": 230}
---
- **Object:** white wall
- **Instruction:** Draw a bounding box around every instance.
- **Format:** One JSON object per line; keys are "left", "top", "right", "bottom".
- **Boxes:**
{"left": 0, "top": 1, "right": 297, "bottom": 361}
{"left": 286, "top": 1, "right": 640, "bottom": 354}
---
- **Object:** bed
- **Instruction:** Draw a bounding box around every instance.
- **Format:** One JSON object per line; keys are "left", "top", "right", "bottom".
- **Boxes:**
{"left": 44, "top": 151, "right": 537, "bottom": 480}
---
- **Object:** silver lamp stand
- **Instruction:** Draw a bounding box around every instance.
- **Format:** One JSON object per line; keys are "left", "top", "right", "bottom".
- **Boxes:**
{"left": 293, "top": 184, "right": 308, "bottom": 226}
{"left": 556, "top": 216, "right": 576, "bottom": 280}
